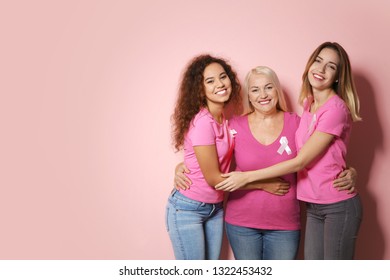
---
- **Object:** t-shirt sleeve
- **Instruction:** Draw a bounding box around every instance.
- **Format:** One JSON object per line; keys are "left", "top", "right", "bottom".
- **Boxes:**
{"left": 188, "top": 115, "right": 215, "bottom": 146}
{"left": 316, "top": 104, "right": 348, "bottom": 137}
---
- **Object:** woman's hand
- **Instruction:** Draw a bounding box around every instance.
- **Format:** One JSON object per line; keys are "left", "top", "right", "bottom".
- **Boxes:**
{"left": 239, "top": 178, "right": 291, "bottom": 195}
{"left": 174, "top": 162, "right": 192, "bottom": 190}
{"left": 215, "top": 171, "right": 250, "bottom": 192}
{"left": 333, "top": 167, "right": 357, "bottom": 194}
{"left": 260, "top": 178, "right": 291, "bottom": 196}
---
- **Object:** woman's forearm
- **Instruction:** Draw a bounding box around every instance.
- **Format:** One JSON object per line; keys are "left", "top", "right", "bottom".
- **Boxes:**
{"left": 246, "top": 158, "right": 302, "bottom": 184}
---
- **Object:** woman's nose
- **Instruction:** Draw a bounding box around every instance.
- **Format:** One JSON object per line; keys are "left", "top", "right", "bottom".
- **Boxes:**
{"left": 216, "top": 79, "right": 224, "bottom": 87}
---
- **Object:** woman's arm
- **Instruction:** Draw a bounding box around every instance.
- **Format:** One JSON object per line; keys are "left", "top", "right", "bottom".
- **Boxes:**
{"left": 215, "top": 131, "right": 335, "bottom": 191}
{"left": 240, "top": 178, "right": 290, "bottom": 195}
{"left": 174, "top": 162, "right": 291, "bottom": 195}
{"left": 172, "top": 145, "right": 225, "bottom": 189}
{"left": 193, "top": 145, "right": 225, "bottom": 187}
{"left": 174, "top": 162, "right": 191, "bottom": 190}
{"left": 333, "top": 167, "right": 357, "bottom": 194}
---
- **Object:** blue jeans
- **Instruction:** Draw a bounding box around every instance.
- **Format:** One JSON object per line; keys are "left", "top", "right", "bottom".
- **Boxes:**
{"left": 304, "top": 195, "right": 363, "bottom": 259}
{"left": 225, "top": 222, "right": 300, "bottom": 260}
{"left": 165, "top": 190, "right": 224, "bottom": 260}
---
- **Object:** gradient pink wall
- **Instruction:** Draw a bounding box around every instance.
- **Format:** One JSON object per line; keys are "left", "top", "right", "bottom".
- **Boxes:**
{"left": 1, "top": 0, "right": 389, "bottom": 259}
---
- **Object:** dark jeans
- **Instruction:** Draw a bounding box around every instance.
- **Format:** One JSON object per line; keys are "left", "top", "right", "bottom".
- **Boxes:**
{"left": 304, "top": 194, "right": 363, "bottom": 259}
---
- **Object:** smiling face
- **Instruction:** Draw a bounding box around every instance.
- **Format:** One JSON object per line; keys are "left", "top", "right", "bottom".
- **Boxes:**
{"left": 248, "top": 73, "right": 278, "bottom": 115}
{"left": 308, "top": 47, "right": 340, "bottom": 92}
{"left": 202, "top": 62, "right": 232, "bottom": 107}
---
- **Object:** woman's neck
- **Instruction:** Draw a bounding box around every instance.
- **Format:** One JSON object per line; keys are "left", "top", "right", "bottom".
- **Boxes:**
{"left": 311, "top": 88, "right": 336, "bottom": 113}
{"left": 250, "top": 109, "right": 282, "bottom": 122}
{"left": 206, "top": 103, "right": 224, "bottom": 124}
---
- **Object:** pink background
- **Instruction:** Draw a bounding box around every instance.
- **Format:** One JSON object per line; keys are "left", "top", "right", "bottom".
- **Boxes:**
{"left": 1, "top": 0, "right": 389, "bottom": 259}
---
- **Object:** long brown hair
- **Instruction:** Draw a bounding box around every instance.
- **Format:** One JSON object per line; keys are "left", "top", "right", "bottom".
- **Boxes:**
{"left": 299, "top": 42, "right": 362, "bottom": 121}
{"left": 171, "top": 54, "right": 242, "bottom": 151}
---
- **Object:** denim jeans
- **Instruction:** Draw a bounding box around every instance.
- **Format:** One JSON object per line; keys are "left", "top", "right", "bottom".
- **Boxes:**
{"left": 304, "top": 194, "right": 363, "bottom": 259}
{"left": 165, "top": 190, "right": 224, "bottom": 260}
{"left": 225, "top": 222, "right": 300, "bottom": 260}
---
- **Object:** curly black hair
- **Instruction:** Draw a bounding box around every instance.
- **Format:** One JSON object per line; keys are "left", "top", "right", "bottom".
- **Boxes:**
{"left": 171, "top": 54, "right": 242, "bottom": 151}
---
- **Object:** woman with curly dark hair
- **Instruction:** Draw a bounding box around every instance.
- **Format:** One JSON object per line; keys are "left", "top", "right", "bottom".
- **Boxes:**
{"left": 165, "top": 54, "right": 242, "bottom": 260}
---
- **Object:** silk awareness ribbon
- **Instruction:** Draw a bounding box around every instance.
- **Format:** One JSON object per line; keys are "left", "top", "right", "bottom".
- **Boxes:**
{"left": 277, "top": 136, "right": 292, "bottom": 155}
{"left": 230, "top": 129, "right": 237, "bottom": 137}
{"left": 308, "top": 114, "right": 317, "bottom": 133}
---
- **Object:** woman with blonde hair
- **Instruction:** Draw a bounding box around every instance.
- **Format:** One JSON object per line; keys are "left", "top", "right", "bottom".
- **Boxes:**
{"left": 223, "top": 66, "right": 301, "bottom": 259}
{"left": 175, "top": 62, "right": 357, "bottom": 259}
{"left": 216, "top": 42, "right": 363, "bottom": 259}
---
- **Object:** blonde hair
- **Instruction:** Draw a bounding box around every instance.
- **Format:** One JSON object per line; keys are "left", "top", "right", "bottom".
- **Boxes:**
{"left": 244, "top": 66, "right": 289, "bottom": 113}
{"left": 299, "top": 42, "right": 362, "bottom": 122}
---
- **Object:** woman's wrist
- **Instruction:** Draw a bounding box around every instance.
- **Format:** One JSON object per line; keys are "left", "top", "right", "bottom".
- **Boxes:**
{"left": 247, "top": 171, "right": 256, "bottom": 184}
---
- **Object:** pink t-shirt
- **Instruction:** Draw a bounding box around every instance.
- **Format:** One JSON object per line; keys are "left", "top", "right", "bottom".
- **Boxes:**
{"left": 225, "top": 112, "right": 301, "bottom": 230}
{"left": 179, "top": 108, "right": 234, "bottom": 203}
{"left": 296, "top": 95, "right": 356, "bottom": 204}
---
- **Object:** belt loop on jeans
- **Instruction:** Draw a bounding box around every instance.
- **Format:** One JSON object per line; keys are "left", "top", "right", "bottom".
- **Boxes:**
{"left": 210, "top": 204, "right": 216, "bottom": 215}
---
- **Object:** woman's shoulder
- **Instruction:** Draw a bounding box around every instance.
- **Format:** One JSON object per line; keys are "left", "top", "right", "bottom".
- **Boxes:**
{"left": 229, "top": 114, "right": 248, "bottom": 125}
{"left": 323, "top": 95, "right": 350, "bottom": 116}
{"left": 284, "top": 111, "right": 301, "bottom": 125}
{"left": 192, "top": 108, "right": 213, "bottom": 125}
{"left": 331, "top": 94, "right": 348, "bottom": 107}
{"left": 284, "top": 111, "right": 300, "bottom": 118}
